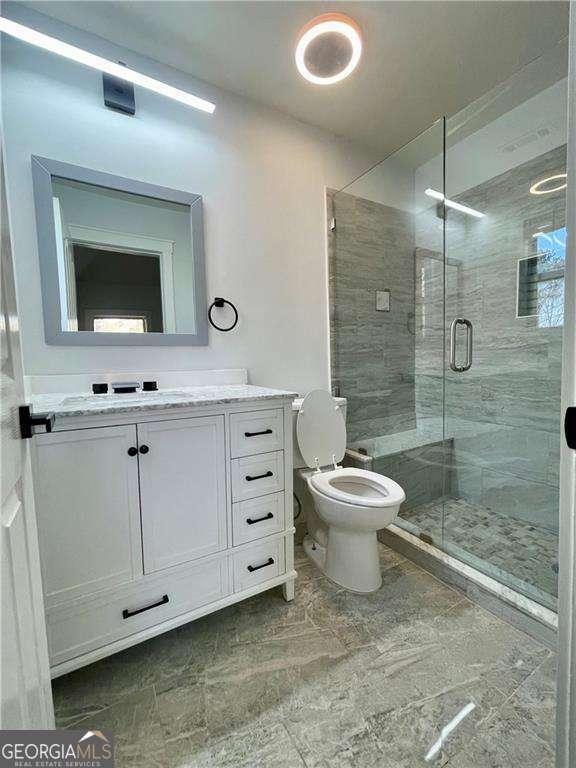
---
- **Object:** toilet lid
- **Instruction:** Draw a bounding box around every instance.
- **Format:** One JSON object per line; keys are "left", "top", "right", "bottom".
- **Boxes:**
{"left": 296, "top": 389, "right": 346, "bottom": 469}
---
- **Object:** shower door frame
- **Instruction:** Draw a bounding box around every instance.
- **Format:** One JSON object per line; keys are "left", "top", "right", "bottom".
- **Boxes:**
{"left": 556, "top": 2, "right": 576, "bottom": 765}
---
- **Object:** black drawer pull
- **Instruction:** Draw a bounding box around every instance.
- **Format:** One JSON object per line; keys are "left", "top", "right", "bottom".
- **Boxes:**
{"left": 245, "top": 471, "right": 273, "bottom": 482}
{"left": 244, "top": 429, "right": 273, "bottom": 438}
{"left": 127, "top": 446, "right": 138, "bottom": 457}
{"left": 246, "top": 512, "right": 274, "bottom": 525}
{"left": 122, "top": 594, "right": 169, "bottom": 619}
{"left": 247, "top": 557, "right": 275, "bottom": 573}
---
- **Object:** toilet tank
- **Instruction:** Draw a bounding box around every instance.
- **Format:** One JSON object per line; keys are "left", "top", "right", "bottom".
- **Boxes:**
{"left": 292, "top": 395, "right": 347, "bottom": 469}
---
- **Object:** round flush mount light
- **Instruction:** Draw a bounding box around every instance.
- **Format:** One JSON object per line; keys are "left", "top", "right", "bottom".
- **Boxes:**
{"left": 295, "top": 13, "right": 362, "bottom": 85}
{"left": 529, "top": 173, "right": 567, "bottom": 195}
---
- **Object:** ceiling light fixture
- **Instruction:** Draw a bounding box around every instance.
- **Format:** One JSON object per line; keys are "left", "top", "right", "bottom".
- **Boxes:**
{"left": 295, "top": 13, "right": 362, "bottom": 85}
{"left": 529, "top": 173, "right": 567, "bottom": 195}
{"left": 425, "top": 188, "right": 485, "bottom": 219}
{"left": 0, "top": 17, "right": 216, "bottom": 114}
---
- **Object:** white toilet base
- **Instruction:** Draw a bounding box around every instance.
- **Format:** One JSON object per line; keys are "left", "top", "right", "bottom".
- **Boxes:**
{"left": 302, "top": 531, "right": 382, "bottom": 593}
{"left": 326, "top": 527, "right": 382, "bottom": 593}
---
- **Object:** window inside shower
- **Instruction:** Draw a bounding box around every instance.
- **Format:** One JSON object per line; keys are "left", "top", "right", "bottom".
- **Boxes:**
{"left": 329, "top": 40, "right": 568, "bottom": 612}
{"left": 518, "top": 225, "right": 567, "bottom": 327}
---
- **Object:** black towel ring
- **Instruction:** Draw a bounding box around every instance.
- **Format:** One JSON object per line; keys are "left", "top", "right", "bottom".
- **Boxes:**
{"left": 208, "top": 297, "right": 239, "bottom": 332}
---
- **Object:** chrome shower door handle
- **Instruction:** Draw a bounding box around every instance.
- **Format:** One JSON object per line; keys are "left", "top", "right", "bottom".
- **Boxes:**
{"left": 450, "top": 318, "right": 473, "bottom": 372}
{"left": 464, "top": 319, "right": 473, "bottom": 371}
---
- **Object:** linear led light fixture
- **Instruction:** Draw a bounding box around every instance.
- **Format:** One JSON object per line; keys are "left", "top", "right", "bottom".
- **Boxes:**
{"left": 425, "top": 188, "right": 485, "bottom": 219}
{"left": 0, "top": 17, "right": 216, "bottom": 114}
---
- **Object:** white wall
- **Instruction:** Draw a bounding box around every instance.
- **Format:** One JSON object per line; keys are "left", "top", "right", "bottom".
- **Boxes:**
{"left": 2, "top": 5, "right": 376, "bottom": 393}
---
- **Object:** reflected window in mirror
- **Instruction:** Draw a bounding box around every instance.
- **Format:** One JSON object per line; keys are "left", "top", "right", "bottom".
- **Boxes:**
{"left": 93, "top": 315, "right": 149, "bottom": 333}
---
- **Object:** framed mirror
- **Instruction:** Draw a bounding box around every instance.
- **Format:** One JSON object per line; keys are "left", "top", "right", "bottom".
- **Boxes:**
{"left": 31, "top": 156, "right": 208, "bottom": 345}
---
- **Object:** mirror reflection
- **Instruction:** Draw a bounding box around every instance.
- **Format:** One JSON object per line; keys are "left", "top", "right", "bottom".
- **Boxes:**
{"left": 50, "top": 177, "right": 197, "bottom": 334}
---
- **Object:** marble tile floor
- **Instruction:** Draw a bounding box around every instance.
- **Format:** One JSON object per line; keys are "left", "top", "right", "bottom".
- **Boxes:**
{"left": 52, "top": 544, "right": 557, "bottom": 768}
{"left": 401, "top": 497, "right": 558, "bottom": 610}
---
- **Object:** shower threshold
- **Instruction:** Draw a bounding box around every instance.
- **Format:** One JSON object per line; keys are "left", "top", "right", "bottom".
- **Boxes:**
{"left": 403, "top": 497, "right": 558, "bottom": 605}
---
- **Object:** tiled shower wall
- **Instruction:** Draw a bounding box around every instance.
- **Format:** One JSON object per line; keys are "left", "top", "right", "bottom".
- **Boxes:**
{"left": 330, "top": 143, "right": 565, "bottom": 536}
{"left": 328, "top": 190, "right": 416, "bottom": 443}
{"left": 441, "top": 144, "right": 566, "bottom": 533}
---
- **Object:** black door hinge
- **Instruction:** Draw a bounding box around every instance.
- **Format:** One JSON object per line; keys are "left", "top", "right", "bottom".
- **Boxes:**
{"left": 19, "top": 405, "right": 55, "bottom": 439}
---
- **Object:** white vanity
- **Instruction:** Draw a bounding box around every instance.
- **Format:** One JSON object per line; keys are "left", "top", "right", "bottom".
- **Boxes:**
{"left": 22, "top": 155, "right": 301, "bottom": 678}
{"left": 30, "top": 384, "right": 297, "bottom": 677}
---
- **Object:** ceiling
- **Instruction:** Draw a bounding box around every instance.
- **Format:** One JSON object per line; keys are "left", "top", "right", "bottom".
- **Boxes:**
{"left": 24, "top": 1, "right": 570, "bottom": 157}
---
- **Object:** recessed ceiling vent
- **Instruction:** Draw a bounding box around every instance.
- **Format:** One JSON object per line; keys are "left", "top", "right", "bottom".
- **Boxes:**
{"left": 305, "top": 30, "right": 352, "bottom": 79}
{"left": 499, "top": 126, "right": 551, "bottom": 154}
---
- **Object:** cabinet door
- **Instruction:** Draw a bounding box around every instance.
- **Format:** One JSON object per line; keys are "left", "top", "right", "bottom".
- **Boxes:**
{"left": 34, "top": 426, "right": 142, "bottom": 607}
{"left": 138, "top": 416, "right": 227, "bottom": 573}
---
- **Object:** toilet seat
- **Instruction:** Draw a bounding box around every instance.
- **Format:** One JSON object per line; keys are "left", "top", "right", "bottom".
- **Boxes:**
{"left": 309, "top": 467, "right": 405, "bottom": 509}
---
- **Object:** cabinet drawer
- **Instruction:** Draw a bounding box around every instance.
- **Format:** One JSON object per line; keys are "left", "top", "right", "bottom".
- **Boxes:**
{"left": 46, "top": 556, "right": 230, "bottom": 667}
{"left": 230, "top": 409, "right": 284, "bottom": 458}
{"left": 232, "top": 493, "right": 285, "bottom": 546}
{"left": 232, "top": 539, "right": 286, "bottom": 592}
{"left": 231, "top": 452, "right": 284, "bottom": 501}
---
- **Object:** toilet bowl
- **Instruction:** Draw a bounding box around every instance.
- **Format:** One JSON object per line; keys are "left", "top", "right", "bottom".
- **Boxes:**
{"left": 306, "top": 467, "right": 405, "bottom": 592}
{"left": 295, "top": 390, "right": 406, "bottom": 593}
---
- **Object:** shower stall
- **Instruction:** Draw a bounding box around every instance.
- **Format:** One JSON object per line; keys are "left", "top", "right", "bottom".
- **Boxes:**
{"left": 329, "top": 40, "right": 568, "bottom": 613}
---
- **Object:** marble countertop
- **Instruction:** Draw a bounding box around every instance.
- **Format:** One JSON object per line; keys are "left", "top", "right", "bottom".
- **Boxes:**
{"left": 31, "top": 384, "right": 298, "bottom": 418}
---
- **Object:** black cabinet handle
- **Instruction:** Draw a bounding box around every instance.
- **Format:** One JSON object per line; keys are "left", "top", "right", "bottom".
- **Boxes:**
{"left": 246, "top": 512, "right": 274, "bottom": 525}
{"left": 122, "top": 594, "right": 169, "bottom": 619}
{"left": 247, "top": 557, "right": 275, "bottom": 573}
{"left": 139, "top": 444, "right": 150, "bottom": 455}
{"left": 245, "top": 471, "right": 273, "bottom": 482}
{"left": 244, "top": 429, "right": 273, "bottom": 438}
{"left": 127, "top": 446, "right": 138, "bottom": 457}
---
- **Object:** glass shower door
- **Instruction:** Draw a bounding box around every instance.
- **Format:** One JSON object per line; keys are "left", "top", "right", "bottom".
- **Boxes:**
{"left": 329, "top": 120, "right": 446, "bottom": 547}
{"left": 442, "top": 41, "right": 569, "bottom": 609}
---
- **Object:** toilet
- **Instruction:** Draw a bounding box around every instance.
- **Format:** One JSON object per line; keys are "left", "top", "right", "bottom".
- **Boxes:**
{"left": 293, "top": 390, "right": 405, "bottom": 593}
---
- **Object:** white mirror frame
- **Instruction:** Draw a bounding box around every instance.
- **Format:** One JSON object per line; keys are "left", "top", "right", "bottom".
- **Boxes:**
{"left": 31, "top": 155, "right": 208, "bottom": 346}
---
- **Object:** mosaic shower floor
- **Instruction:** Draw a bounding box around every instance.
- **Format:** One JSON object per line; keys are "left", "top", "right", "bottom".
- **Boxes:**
{"left": 401, "top": 497, "right": 558, "bottom": 610}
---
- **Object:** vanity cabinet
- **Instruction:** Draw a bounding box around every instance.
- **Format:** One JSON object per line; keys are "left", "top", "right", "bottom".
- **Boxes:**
{"left": 138, "top": 415, "right": 227, "bottom": 573}
{"left": 31, "top": 392, "right": 296, "bottom": 676}
{"left": 35, "top": 425, "right": 142, "bottom": 606}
